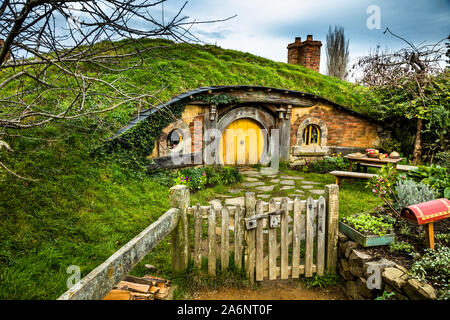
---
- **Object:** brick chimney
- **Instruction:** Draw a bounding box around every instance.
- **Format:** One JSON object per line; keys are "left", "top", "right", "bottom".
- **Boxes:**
{"left": 287, "top": 35, "right": 322, "bottom": 72}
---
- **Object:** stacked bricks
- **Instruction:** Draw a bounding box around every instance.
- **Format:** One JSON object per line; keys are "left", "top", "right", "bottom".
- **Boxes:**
{"left": 189, "top": 115, "right": 203, "bottom": 153}
{"left": 287, "top": 35, "right": 322, "bottom": 72}
{"left": 290, "top": 105, "right": 380, "bottom": 148}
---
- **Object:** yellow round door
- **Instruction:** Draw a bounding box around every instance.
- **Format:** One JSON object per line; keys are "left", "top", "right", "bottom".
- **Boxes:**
{"left": 218, "top": 118, "right": 264, "bottom": 165}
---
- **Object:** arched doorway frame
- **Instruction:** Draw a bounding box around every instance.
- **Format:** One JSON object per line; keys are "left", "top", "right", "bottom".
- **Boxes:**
{"left": 216, "top": 106, "right": 275, "bottom": 165}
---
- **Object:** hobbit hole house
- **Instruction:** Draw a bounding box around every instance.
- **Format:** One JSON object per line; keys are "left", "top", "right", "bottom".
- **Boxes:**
{"left": 112, "top": 37, "right": 383, "bottom": 169}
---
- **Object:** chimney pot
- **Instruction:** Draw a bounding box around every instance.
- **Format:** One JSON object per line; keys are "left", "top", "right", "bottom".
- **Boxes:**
{"left": 287, "top": 35, "right": 321, "bottom": 72}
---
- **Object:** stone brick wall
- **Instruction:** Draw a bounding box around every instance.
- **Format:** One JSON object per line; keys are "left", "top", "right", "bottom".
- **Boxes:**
{"left": 287, "top": 35, "right": 322, "bottom": 72}
{"left": 290, "top": 105, "right": 381, "bottom": 149}
{"left": 337, "top": 232, "right": 437, "bottom": 300}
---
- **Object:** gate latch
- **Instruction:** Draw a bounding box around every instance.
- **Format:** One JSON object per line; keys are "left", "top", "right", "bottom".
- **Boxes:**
{"left": 244, "top": 210, "right": 283, "bottom": 230}
{"left": 269, "top": 214, "right": 280, "bottom": 228}
{"left": 245, "top": 218, "right": 257, "bottom": 230}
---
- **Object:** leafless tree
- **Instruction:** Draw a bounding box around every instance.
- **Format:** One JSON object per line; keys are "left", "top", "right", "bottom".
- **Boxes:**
{"left": 353, "top": 28, "right": 447, "bottom": 164}
{"left": 326, "top": 25, "right": 349, "bottom": 80}
{"left": 0, "top": 0, "right": 233, "bottom": 179}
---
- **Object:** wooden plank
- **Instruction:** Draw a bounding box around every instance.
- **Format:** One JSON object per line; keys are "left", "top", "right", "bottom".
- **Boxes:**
{"left": 103, "top": 289, "right": 131, "bottom": 300}
{"left": 234, "top": 204, "right": 243, "bottom": 271}
{"left": 245, "top": 192, "right": 256, "bottom": 284}
{"left": 316, "top": 196, "right": 326, "bottom": 276}
{"left": 263, "top": 265, "right": 317, "bottom": 279}
{"left": 208, "top": 206, "right": 216, "bottom": 276}
{"left": 329, "top": 170, "right": 376, "bottom": 179}
{"left": 221, "top": 206, "right": 230, "bottom": 270}
{"left": 255, "top": 200, "right": 264, "bottom": 281}
{"left": 280, "top": 197, "right": 289, "bottom": 279}
{"left": 130, "top": 292, "right": 154, "bottom": 300}
{"left": 193, "top": 203, "right": 202, "bottom": 269}
{"left": 291, "top": 197, "right": 302, "bottom": 279}
{"left": 325, "top": 184, "right": 339, "bottom": 273}
{"left": 268, "top": 199, "right": 277, "bottom": 280}
{"left": 305, "top": 197, "right": 314, "bottom": 277}
{"left": 58, "top": 207, "right": 180, "bottom": 300}
{"left": 116, "top": 281, "right": 150, "bottom": 293}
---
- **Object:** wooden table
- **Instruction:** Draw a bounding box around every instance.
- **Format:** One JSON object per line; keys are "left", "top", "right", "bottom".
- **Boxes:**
{"left": 344, "top": 154, "right": 403, "bottom": 172}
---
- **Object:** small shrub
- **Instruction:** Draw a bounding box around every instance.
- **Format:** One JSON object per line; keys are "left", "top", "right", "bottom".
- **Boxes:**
{"left": 434, "top": 151, "right": 450, "bottom": 171}
{"left": 375, "top": 290, "right": 395, "bottom": 300}
{"left": 179, "top": 167, "right": 208, "bottom": 190}
{"left": 303, "top": 273, "right": 341, "bottom": 288}
{"left": 208, "top": 166, "right": 241, "bottom": 185}
{"left": 307, "top": 155, "right": 349, "bottom": 173}
{"left": 409, "top": 245, "right": 450, "bottom": 300}
{"left": 342, "top": 213, "right": 393, "bottom": 236}
{"left": 389, "top": 241, "right": 418, "bottom": 258}
{"left": 435, "top": 233, "right": 450, "bottom": 246}
{"left": 407, "top": 164, "right": 450, "bottom": 198}
{"left": 379, "top": 137, "right": 402, "bottom": 154}
{"left": 395, "top": 178, "right": 437, "bottom": 208}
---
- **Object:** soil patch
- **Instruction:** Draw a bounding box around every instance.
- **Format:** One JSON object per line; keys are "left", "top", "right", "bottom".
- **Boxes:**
{"left": 192, "top": 280, "right": 346, "bottom": 300}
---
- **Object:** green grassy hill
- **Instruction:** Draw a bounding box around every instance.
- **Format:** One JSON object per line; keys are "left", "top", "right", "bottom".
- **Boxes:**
{"left": 0, "top": 38, "right": 369, "bottom": 299}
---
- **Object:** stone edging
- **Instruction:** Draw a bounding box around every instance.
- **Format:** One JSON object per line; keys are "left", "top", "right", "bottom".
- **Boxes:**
{"left": 337, "top": 232, "right": 437, "bottom": 300}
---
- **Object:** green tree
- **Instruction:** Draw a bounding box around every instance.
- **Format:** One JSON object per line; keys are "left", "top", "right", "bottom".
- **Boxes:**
{"left": 354, "top": 29, "right": 448, "bottom": 164}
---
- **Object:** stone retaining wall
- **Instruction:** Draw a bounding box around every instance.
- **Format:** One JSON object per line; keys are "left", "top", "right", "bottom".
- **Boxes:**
{"left": 337, "top": 232, "right": 437, "bottom": 300}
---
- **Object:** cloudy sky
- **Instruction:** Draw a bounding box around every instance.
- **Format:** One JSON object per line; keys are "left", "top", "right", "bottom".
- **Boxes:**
{"left": 159, "top": 0, "right": 449, "bottom": 80}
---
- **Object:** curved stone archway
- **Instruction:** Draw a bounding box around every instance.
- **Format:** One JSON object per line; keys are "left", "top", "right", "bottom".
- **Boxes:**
{"left": 217, "top": 106, "right": 275, "bottom": 134}
{"left": 296, "top": 116, "right": 328, "bottom": 147}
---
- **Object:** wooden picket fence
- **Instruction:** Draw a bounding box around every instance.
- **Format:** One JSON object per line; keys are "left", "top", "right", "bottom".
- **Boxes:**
{"left": 187, "top": 184, "right": 339, "bottom": 282}
{"left": 58, "top": 184, "right": 339, "bottom": 299}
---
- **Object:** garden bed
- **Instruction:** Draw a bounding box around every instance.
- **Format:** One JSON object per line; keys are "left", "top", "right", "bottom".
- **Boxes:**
{"left": 341, "top": 205, "right": 450, "bottom": 299}
{"left": 359, "top": 205, "right": 449, "bottom": 269}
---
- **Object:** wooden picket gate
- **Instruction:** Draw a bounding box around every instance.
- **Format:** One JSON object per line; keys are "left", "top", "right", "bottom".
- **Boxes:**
{"left": 187, "top": 184, "right": 339, "bottom": 283}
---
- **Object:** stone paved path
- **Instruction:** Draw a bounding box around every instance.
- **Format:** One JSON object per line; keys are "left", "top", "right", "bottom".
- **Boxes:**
{"left": 206, "top": 167, "right": 327, "bottom": 210}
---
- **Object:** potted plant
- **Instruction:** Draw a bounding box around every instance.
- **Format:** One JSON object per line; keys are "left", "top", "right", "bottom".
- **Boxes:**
{"left": 340, "top": 213, "right": 395, "bottom": 247}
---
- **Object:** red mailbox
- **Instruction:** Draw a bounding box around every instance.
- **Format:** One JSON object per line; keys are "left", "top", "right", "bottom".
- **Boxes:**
{"left": 401, "top": 198, "right": 450, "bottom": 249}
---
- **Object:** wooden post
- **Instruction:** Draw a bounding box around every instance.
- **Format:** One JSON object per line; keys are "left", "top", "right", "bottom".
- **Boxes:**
{"left": 193, "top": 203, "right": 202, "bottom": 269}
{"left": 221, "top": 206, "right": 230, "bottom": 270}
{"left": 280, "top": 197, "right": 289, "bottom": 279}
{"left": 208, "top": 207, "right": 216, "bottom": 275}
{"left": 425, "top": 222, "right": 435, "bottom": 250}
{"left": 325, "top": 184, "right": 339, "bottom": 273}
{"left": 305, "top": 197, "right": 314, "bottom": 277}
{"left": 234, "top": 204, "right": 244, "bottom": 271}
{"left": 255, "top": 200, "right": 264, "bottom": 281}
{"left": 245, "top": 192, "right": 256, "bottom": 284}
{"left": 170, "top": 185, "right": 190, "bottom": 273}
{"left": 316, "top": 196, "right": 326, "bottom": 276}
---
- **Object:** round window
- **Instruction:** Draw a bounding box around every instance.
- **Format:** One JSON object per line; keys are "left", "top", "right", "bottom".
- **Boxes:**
{"left": 167, "top": 129, "right": 183, "bottom": 151}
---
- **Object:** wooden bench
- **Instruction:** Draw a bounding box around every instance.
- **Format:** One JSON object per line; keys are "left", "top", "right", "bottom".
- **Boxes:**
{"left": 357, "top": 163, "right": 417, "bottom": 172}
{"left": 329, "top": 170, "right": 378, "bottom": 187}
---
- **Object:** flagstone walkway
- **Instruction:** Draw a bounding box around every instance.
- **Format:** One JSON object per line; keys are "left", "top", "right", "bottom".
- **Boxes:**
{"left": 208, "top": 167, "right": 326, "bottom": 209}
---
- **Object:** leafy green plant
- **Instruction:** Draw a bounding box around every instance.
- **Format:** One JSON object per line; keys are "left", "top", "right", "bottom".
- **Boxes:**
{"left": 207, "top": 166, "right": 241, "bottom": 185}
{"left": 178, "top": 168, "right": 208, "bottom": 190}
{"left": 407, "top": 164, "right": 450, "bottom": 198}
{"left": 342, "top": 213, "right": 393, "bottom": 236}
{"left": 173, "top": 172, "right": 193, "bottom": 189}
{"left": 366, "top": 164, "right": 401, "bottom": 215}
{"left": 434, "top": 151, "right": 450, "bottom": 171}
{"left": 435, "top": 233, "right": 450, "bottom": 246}
{"left": 409, "top": 245, "right": 450, "bottom": 300}
{"left": 395, "top": 178, "right": 437, "bottom": 208}
{"left": 306, "top": 154, "right": 349, "bottom": 173}
{"left": 375, "top": 290, "right": 395, "bottom": 300}
{"left": 389, "top": 241, "right": 419, "bottom": 258}
{"left": 303, "top": 273, "right": 341, "bottom": 288}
